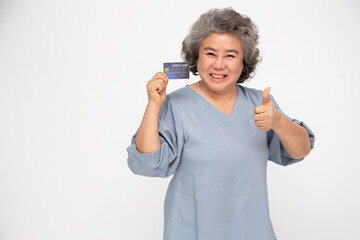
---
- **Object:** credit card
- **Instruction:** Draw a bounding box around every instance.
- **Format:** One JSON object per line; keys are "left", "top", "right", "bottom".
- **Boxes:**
{"left": 163, "top": 62, "right": 189, "bottom": 79}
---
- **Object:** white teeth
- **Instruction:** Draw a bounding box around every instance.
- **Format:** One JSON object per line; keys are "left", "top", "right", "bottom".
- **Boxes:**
{"left": 211, "top": 74, "right": 226, "bottom": 79}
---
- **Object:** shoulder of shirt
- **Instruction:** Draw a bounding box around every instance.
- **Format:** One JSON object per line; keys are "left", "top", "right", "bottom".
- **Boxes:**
{"left": 158, "top": 86, "right": 191, "bottom": 118}
{"left": 238, "top": 85, "right": 262, "bottom": 95}
{"left": 237, "top": 85, "right": 263, "bottom": 105}
{"left": 165, "top": 85, "right": 194, "bottom": 104}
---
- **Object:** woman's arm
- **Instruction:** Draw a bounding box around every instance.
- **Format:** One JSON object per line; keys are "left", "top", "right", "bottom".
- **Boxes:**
{"left": 272, "top": 114, "right": 311, "bottom": 159}
{"left": 135, "top": 102, "right": 162, "bottom": 153}
{"left": 254, "top": 87, "right": 311, "bottom": 159}
{"left": 135, "top": 72, "right": 168, "bottom": 154}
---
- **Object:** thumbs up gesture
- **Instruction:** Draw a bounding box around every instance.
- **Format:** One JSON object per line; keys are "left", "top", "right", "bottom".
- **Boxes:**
{"left": 253, "top": 87, "right": 281, "bottom": 131}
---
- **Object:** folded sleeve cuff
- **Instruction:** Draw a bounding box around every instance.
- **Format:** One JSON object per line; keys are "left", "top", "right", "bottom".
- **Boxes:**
{"left": 130, "top": 143, "right": 161, "bottom": 162}
{"left": 127, "top": 144, "right": 165, "bottom": 177}
{"left": 269, "top": 119, "right": 315, "bottom": 166}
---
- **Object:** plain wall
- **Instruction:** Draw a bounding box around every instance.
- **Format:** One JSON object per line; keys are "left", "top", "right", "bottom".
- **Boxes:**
{"left": 0, "top": 0, "right": 359, "bottom": 239}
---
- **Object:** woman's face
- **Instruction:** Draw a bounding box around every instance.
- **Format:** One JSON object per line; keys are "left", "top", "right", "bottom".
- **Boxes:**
{"left": 197, "top": 33, "right": 244, "bottom": 95}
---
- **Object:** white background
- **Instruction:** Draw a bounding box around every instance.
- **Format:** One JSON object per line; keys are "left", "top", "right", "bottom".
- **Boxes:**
{"left": 0, "top": 0, "right": 359, "bottom": 239}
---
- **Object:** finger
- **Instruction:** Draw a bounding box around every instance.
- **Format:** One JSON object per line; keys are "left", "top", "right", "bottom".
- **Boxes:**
{"left": 158, "top": 82, "right": 166, "bottom": 94}
{"left": 255, "top": 123, "right": 267, "bottom": 131}
{"left": 156, "top": 81, "right": 166, "bottom": 92}
{"left": 254, "top": 105, "right": 267, "bottom": 114}
{"left": 152, "top": 72, "right": 168, "bottom": 82}
{"left": 253, "top": 113, "right": 266, "bottom": 121}
{"left": 149, "top": 75, "right": 167, "bottom": 87}
{"left": 254, "top": 118, "right": 267, "bottom": 124}
{"left": 262, "top": 87, "right": 271, "bottom": 105}
{"left": 257, "top": 126, "right": 270, "bottom": 131}
{"left": 254, "top": 120, "right": 270, "bottom": 130}
{"left": 158, "top": 72, "right": 169, "bottom": 84}
{"left": 149, "top": 80, "right": 165, "bottom": 93}
{"left": 158, "top": 73, "right": 169, "bottom": 88}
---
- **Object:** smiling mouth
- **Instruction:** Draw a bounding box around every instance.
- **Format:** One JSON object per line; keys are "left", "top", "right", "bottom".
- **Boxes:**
{"left": 210, "top": 73, "right": 227, "bottom": 79}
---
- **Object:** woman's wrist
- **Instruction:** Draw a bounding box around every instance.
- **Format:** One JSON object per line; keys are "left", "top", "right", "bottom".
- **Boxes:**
{"left": 147, "top": 99, "right": 163, "bottom": 109}
{"left": 146, "top": 101, "right": 163, "bottom": 116}
{"left": 272, "top": 111, "right": 285, "bottom": 132}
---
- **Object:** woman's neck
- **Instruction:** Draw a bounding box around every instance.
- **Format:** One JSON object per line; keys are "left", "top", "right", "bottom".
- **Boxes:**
{"left": 199, "top": 80, "right": 238, "bottom": 103}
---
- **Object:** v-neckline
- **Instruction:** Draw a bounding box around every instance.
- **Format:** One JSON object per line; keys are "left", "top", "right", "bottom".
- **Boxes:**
{"left": 185, "top": 85, "right": 240, "bottom": 117}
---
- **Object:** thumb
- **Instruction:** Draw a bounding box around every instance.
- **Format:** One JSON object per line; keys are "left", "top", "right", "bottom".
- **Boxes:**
{"left": 262, "top": 87, "right": 271, "bottom": 104}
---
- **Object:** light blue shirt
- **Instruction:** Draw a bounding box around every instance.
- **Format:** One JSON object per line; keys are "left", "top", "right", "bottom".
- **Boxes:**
{"left": 127, "top": 85, "right": 315, "bottom": 240}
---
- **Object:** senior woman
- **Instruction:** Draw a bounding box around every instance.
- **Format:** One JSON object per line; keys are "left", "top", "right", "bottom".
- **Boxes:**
{"left": 127, "top": 7, "right": 315, "bottom": 240}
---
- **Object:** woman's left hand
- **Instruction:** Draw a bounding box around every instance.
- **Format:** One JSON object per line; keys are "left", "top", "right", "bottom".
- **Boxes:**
{"left": 253, "top": 87, "right": 282, "bottom": 131}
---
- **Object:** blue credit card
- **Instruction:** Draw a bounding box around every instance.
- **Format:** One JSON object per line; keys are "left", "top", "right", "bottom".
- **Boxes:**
{"left": 163, "top": 62, "right": 189, "bottom": 79}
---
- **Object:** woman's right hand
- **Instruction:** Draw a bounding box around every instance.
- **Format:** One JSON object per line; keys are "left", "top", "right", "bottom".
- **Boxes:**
{"left": 147, "top": 72, "right": 169, "bottom": 106}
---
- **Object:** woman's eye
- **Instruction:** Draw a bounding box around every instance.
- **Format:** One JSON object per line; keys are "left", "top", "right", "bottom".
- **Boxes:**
{"left": 226, "top": 55, "right": 235, "bottom": 58}
{"left": 206, "top": 52, "right": 215, "bottom": 56}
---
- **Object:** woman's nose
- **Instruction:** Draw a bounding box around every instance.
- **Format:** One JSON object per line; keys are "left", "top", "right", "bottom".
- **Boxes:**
{"left": 213, "top": 56, "right": 225, "bottom": 69}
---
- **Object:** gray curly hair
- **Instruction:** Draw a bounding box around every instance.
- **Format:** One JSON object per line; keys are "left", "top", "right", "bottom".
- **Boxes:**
{"left": 181, "top": 8, "right": 261, "bottom": 83}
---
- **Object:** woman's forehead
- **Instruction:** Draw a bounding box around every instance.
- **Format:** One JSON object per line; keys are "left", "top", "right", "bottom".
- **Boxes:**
{"left": 200, "top": 33, "right": 243, "bottom": 52}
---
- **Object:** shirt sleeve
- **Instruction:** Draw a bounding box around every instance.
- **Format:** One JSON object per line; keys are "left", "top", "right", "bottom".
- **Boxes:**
{"left": 127, "top": 96, "right": 184, "bottom": 177}
{"left": 267, "top": 94, "right": 315, "bottom": 166}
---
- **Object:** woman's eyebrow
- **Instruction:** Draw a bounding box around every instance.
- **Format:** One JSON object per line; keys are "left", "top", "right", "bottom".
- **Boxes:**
{"left": 202, "top": 47, "right": 216, "bottom": 52}
{"left": 225, "top": 49, "right": 240, "bottom": 55}
{"left": 202, "top": 47, "right": 239, "bottom": 55}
